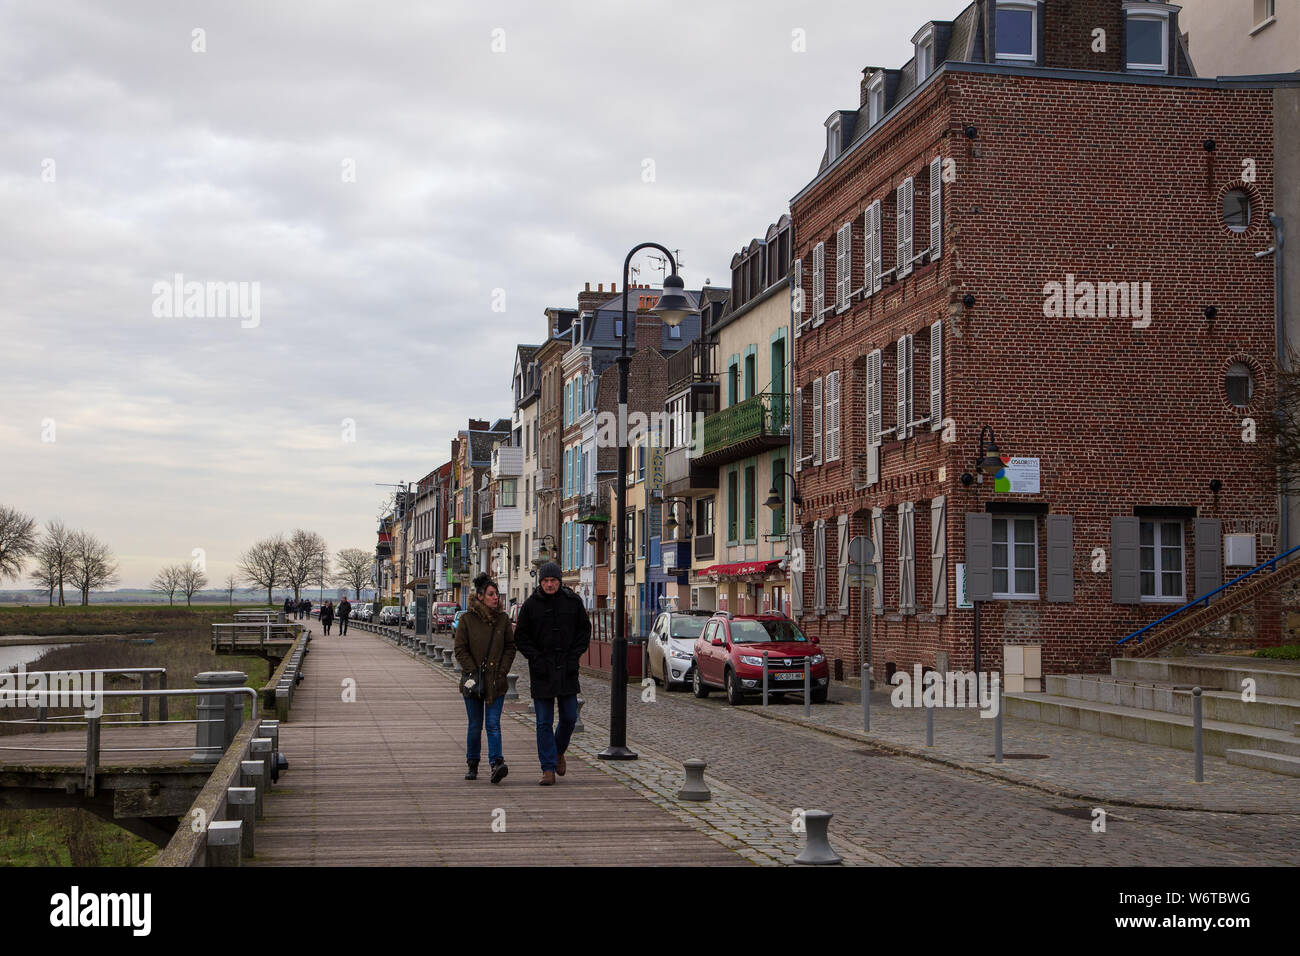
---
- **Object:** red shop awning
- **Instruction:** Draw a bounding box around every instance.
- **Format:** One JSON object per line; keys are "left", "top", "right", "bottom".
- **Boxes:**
{"left": 696, "top": 560, "right": 783, "bottom": 579}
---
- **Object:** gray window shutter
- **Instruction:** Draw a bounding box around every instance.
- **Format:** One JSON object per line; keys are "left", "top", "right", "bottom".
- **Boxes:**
{"left": 871, "top": 201, "right": 883, "bottom": 293}
{"left": 812, "top": 377, "right": 823, "bottom": 465}
{"left": 931, "top": 496, "right": 947, "bottom": 613}
{"left": 814, "top": 519, "right": 827, "bottom": 615}
{"left": 899, "top": 502, "right": 915, "bottom": 614}
{"left": 1046, "top": 514, "right": 1074, "bottom": 603}
{"left": 929, "top": 155, "right": 943, "bottom": 258}
{"left": 965, "top": 513, "right": 993, "bottom": 602}
{"left": 929, "top": 321, "right": 942, "bottom": 431}
{"left": 793, "top": 257, "right": 803, "bottom": 337}
{"left": 812, "top": 242, "right": 825, "bottom": 326}
{"left": 863, "top": 207, "right": 875, "bottom": 297}
{"left": 1194, "top": 519, "right": 1222, "bottom": 599}
{"left": 790, "top": 524, "right": 804, "bottom": 617}
{"left": 1111, "top": 517, "right": 1140, "bottom": 604}
{"left": 838, "top": 515, "right": 850, "bottom": 615}
{"left": 794, "top": 385, "right": 803, "bottom": 473}
{"left": 871, "top": 507, "right": 884, "bottom": 613}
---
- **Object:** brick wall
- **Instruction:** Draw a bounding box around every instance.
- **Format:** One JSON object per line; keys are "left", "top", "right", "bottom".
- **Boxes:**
{"left": 791, "top": 68, "right": 1278, "bottom": 677}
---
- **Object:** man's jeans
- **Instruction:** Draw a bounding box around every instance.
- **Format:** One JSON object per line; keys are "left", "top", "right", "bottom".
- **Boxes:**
{"left": 464, "top": 695, "right": 505, "bottom": 765}
{"left": 533, "top": 695, "right": 578, "bottom": 772}
{"left": 339, "top": 615, "right": 349, "bottom": 634}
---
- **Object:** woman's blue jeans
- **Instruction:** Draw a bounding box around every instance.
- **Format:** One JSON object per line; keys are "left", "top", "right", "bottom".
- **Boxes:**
{"left": 464, "top": 695, "right": 505, "bottom": 764}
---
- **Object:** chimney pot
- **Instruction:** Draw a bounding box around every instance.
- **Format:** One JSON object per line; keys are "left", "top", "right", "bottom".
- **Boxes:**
{"left": 598, "top": 283, "right": 603, "bottom": 292}
{"left": 612, "top": 282, "right": 617, "bottom": 293}
{"left": 585, "top": 282, "right": 590, "bottom": 291}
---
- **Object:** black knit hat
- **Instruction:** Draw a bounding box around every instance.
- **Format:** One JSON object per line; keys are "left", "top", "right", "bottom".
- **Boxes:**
{"left": 538, "top": 561, "right": 562, "bottom": 582}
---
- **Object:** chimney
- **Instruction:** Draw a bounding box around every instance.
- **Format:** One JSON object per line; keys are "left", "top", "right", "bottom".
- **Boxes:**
{"left": 468, "top": 418, "right": 489, "bottom": 431}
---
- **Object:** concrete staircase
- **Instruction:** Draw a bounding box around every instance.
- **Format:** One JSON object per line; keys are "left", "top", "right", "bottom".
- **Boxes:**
{"left": 1004, "top": 655, "right": 1300, "bottom": 777}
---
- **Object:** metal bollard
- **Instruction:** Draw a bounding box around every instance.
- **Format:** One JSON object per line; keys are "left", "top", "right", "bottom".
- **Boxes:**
{"left": 677, "top": 759, "right": 711, "bottom": 801}
{"left": 443, "top": 648, "right": 454, "bottom": 667}
{"left": 993, "top": 676, "right": 1003, "bottom": 763}
{"left": 226, "top": 787, "right": 257, "bottom": 858}
{"left": 205, "top": 819, "right": 243, "bottom": 867}
{"left": 575, "top": 696, "right": 585, "bottom": 732}
{"left": 505, "top": 673, "right": 519, "bottom": 701}
{"left": 803, "top": 657, "right": 811, "bottom": 717}
{"left": 863, "top": 664, "right": 870, "bottom": 732}
{"left": 794, "top": 809, "right": 842, "bottom": 865}
{"left": 1193, "top": 686, "right": 1204, "bottom": 782}
{"left": 762, "top": 652, "right": 769, "bottom": 707}
{"left": 193, "top": 671, "right": 248, "bottom": 763}
{"left": 251, "top": 737, "right": 274, "bottom": 787}
{"left": 275, "top": 686, "right": 290, "bottom": 722}
{"left": 926, "top": 695, "right": 934, "bottom": 747}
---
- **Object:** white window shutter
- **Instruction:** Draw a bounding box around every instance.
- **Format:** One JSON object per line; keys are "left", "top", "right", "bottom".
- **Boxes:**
{"left": 899, "top": 502, "right": 915, "bottom": 614}
{"left": 794, "top": 385, "right": 803, "bottom": 473}
{"left": 929, "top": 321, "right": 942, "bottom": 431}
{"left": 866, "top": 350, "right": 881, "bottom": 485}
{"left": 929, "top": 156, "right": 943, "bottom": 258}
{"left": 871, "top": 202, "right": 883, "bottom": 293}
{"left": 790, "top": 524, "right": 804, "bottom": 617}
{"left": 871, "top": 507, "right": 884, "bottom": 613}
{"left": 896, "top": 182, "right": 909, "bottom": 279}
{"left": 826, "top": 370, "right": 840, "bottom": 462}
{"left": 793, "top": 257, "right": 803, "bottom": 337}
{"left": 837, "top": 514, "right": 850, "bottom": 615}
{"left": 905, "top": 335, "right": 914, "bottom": 438}
{"left": 931, "top": 496, "right": 947, "bottom": 612}
{"left": 863, "top": 208, "right": 875, "bottom": 297}
{"left": 812, "top": 377, "right": 823, "bottom": 465}
{"left": 814, "top": 519, "right": 826, "bottom": 615}
{"left": 896, "top": 338, "right": 912, "bottom": 440}
{"left": 904, "top": 178, "right": 914, "bottom": 275}
{"left": 812, "top": 242, "right": 825, "bottom": 325}
{"left": 837, "top": 222, "right": 851, "bottom": 310}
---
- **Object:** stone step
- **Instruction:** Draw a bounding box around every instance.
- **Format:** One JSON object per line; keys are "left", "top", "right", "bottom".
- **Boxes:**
{"left": 1003, "top": 692, "right": 1300, "bottom": 761}
{"left": 1046, "top": 675, "right": 1300, "bottom": 731}
{"left": 1225, "top": 749, "right": 1300, "bottom": 778}
{"left": 1111, "top": 657, "right": 1300, "bottom": 699}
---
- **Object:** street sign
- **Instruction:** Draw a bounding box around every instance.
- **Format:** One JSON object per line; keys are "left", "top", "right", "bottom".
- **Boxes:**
{"left": 848, "top": 535, "right": 874, "bottom": 566}
{"left": 846, "top": 569, "right": 877, "bottom": 588}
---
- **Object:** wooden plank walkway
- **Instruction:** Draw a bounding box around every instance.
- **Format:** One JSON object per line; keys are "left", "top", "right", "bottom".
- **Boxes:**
{"left": 249, "top": 621, "right": 742, "bottom": 866}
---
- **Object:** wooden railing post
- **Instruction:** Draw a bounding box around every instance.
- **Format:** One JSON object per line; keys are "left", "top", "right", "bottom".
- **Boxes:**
{"left": 85, "top": 715, "right": 101, "bottom": 797}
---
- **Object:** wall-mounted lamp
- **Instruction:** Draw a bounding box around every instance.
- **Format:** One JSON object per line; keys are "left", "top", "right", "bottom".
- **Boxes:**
{"left": 1209, "top": 478, "right": 1223, "bottom": 493}
{"left": 960, "top": 472, "right": 975, "bottom": 487}
{"left": 1203, "top": 138, "right": 1216, "bottom": 152}
{"left": 1204, "top": 306, "right": 1219, "bottom": 321}
{"left": 976, "top": 425, "right": 1004, "bottom": 477}
{"left": 765, "top": 472, "right": 804, "bottom": 510}
{"left": 965, "top": 126, "right": 978, "bottom": 139}
{"left": 962, "top": 293, "right": 976, "bottom": 309}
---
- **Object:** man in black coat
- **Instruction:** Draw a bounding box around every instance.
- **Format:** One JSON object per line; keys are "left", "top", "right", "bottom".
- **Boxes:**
{"left": 338, "top": 597, "right": 351, "bottom": 635}
{"left": 514, "top": 562, "right": 590, "bottom": 786}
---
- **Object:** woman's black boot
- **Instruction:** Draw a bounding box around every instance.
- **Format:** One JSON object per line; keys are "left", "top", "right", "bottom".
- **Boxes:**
{"left": 490, "top": 759, "right": 508, "bottom": 784}
{"left": 464, "top": 760, "right": 479, "bottom": 780}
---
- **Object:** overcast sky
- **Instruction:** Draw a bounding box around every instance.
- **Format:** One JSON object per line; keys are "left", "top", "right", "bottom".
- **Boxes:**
{"left": 0, "top": 0, "right": 964, "bottom": 589}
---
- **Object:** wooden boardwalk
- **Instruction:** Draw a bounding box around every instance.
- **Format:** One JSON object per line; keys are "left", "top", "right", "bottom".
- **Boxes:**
{"left": 0, "top": 724, "right": 197, "bottom": 769}
{"left": 249, "top": 621, "right": 742, "bottom": 866}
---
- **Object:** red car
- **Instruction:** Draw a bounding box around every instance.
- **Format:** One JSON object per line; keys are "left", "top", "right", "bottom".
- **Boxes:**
{"left": 692, "top": 613, "right": 829, "bottom": 706}
{"left": 433, "top": 602, "right": 459, "bottom": 632}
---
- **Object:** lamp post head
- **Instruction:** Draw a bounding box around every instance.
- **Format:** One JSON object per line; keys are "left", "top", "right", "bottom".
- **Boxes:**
{"left": 653, "top": 273, "right": 698, "bottom": 328}
{"left": 764, "top": 485, "right": 783, "bottom": 511}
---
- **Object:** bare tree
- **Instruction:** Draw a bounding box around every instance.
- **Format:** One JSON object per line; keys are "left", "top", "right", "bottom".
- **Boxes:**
{"left": 1263, "top": 346, "right": 1300, "bottom": 496}
{"left": 151, "top": 564, "right": 182, "bottom": 605}
{"left": 239, "top": 535, "right": 290, "bottom": 606}
{"left": 285, "top": 529, "right": 329, "bottom": 601}
{"left": 224, "top": 573, "right": 240, "bottom": 605}
{"left": 333, "top": 547, "right": 373, "bottom": 598}
{"left": 180, "top": 564, "right": 208, "bottom": 606}
{"left": 67, "top": 530, "right": 119, "bottom": 605}
{"left": 0, "top": 505, "right": 39, "bottom": 582}
{"left": 42, "top": 520, "right": 74, "bottom": 606}
{"left": 29, "top": 540, "right": 59, "bottom": 605}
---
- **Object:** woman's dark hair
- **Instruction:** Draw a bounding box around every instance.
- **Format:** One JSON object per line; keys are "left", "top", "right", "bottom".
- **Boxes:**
{"left": 473, "top": 572, "right": 498, "bottom": 595}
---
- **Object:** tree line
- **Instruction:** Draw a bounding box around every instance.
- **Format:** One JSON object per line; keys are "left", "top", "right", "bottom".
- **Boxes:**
{"left": 236, "top": 532, "right": 374, "bottom": 606}
{"left": 0, "top": 506, "right": 119, "bottom": 605}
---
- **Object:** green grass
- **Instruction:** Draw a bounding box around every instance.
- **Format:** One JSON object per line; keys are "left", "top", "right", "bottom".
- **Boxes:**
{"left": 1253, "top": 644, "right": 1300, "bottom": 660}
{"left": 1, "top": 605, "right": 277, "bottom": 866}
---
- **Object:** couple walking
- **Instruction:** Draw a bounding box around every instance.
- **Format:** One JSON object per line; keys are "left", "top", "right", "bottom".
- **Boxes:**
{"left": 454, "top": 562, "right": 590, "bottom": 786}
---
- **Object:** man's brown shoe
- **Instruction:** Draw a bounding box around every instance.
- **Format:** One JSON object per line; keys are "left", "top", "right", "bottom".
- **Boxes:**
{"left": 539, "top": 771, "right": 556, "bottom": 786}
{"left": 556, "top": 753, "right": 567, "bottom": 776}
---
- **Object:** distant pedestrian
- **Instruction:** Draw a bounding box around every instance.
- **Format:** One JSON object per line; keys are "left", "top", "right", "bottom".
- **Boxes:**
{"left": 338, "top": 597, "right": 351, "bottom": 635}
{"left": 454, "top": 573, "right": 515, "bottom": 784}
{"left": 514, "top": 562, "right": 590, "bottom": 786}
{"left": 320, "top": 600, "right": 334, "bottom": 635}
{"left": 283, "top": 597, "right": 293, "bottom": 618}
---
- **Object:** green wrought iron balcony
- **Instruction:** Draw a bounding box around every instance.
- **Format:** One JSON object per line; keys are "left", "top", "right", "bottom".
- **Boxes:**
{"left": 698, "top": 392, "right": 792, "bottom": 467}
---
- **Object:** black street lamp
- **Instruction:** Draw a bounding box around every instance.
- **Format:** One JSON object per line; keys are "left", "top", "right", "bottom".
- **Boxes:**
{"left": 661, "top": 497, "right": 693, "bottom": 539}
{"left": 976, "top": 426, "right": 1003, "bottom": 477}
{"left": 600, "top": 245, "right": 699, "bottom": 762}
{"left": 764, "top": 471, "right": 803, "bottom": 511}
{"left": 532, "top": 534, "right": 557, "bottom": 567}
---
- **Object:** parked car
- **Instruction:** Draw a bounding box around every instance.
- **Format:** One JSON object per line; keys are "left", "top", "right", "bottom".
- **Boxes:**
{"left": 353, "top": 603, "right": 373, "bottom": 622}
{"left": 692, "top": 613, "right": 829, "bottom": 706}
{"left": 434, "top": 602, "right": 459, "bottom": 631}
{"left": 451, "top": 609, "right": 467, "bottom": 633}
{"left": 378, "top": 605, "right": 401, "bottom": 626}
{"left": 646, "top": 609, "right": 713, "bottom": 690}
{"left": 405, "top": 605, "right": 415, "bottom": 628}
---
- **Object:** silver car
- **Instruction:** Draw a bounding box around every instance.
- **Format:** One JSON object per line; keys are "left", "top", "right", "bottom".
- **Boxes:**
{"left": 646, "top": 610, "right": 712, "bottom": 690}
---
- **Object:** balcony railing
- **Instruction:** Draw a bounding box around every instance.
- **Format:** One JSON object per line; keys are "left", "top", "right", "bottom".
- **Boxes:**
{"left": 577, "top": 492, "right": 609, "bottom": 523}
{"left": 700, "top": 392, "right": 791, "bottom": 462}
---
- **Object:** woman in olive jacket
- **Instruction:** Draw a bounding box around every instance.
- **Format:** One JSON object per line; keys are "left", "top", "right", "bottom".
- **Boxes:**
{"left": 454, "top": 573, "right": 516, "bottom": 783}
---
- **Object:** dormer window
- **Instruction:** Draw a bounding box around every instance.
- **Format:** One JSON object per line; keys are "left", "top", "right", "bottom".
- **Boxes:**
{"left": 827, "top": 117, "right": 841, "bottom": 162}
{"left": 915, "top": 26, "right": 935, "bottom": 80}
{"left": 1125, "top": 2, "right": 1172, "bottom": 73}
{"left": 867, "top": 73, "right": 885, "bottom": 125}
{"left": 996, "top": 1, "right": 1038, "bottom": 62}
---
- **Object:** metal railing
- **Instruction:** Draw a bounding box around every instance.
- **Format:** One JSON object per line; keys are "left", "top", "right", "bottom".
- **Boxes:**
{"left": 701, "top": 392, "right": 791, "bottom": 457}
{"left": 211, "top": 622, "right": 304, "bottom": 652}
{"left": 1118, "top": 541, "right": 1300, "bottom": 645}
{"left": 7, "top": 668, "right": 170, "bottom": 729}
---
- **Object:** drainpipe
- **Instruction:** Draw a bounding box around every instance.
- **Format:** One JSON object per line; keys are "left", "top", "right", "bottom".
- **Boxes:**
{"left": 1272, "top": 212, "right": 1287, "bottom": 551}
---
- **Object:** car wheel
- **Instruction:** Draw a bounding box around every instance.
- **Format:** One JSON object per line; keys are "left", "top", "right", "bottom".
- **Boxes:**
{"left": 662, "top": 667, "right": 675, "bottom": 692}
{"left": 811, "top": 686, "right": 828, "bottom": 704}
{"left": 692, "top": 667, "right": 709, "bottom": 698}
{"left": 725, "top": 669, "right": 746, "bottom": 707}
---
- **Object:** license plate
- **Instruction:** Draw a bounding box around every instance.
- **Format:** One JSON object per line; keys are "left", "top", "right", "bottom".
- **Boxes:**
{"left": 773, "top": 672, "right": 803, "bottom": 681}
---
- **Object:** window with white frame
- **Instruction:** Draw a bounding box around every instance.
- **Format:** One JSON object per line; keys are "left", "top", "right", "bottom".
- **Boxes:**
{"left": 868, "top": 73, "right": 885, "bottom": 125}
{"left": 827, "top": 117, "right": 841, "bottom": 163}
{"left": 1255, "top": 0, "right": 1276, "bottom": 27}
{"left": 1140, "top": 520, "right": 1184, "bottom": 601}
{"left": 1126, "top": 9, "right": 1169, "bottom": 72}
{"left": 915, "top": 27, "right": 935, "bottom": 80}
{"left": 996, "top": 1, "right": 1038, "bottom": 62}
{"left": 992, "top": 516, "right": 1038, "bottom": 598}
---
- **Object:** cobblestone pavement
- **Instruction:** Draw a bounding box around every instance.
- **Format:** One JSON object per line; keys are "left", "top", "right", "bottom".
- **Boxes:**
{"left": 407, "top": 632, "right": 1300, "bottom": 865}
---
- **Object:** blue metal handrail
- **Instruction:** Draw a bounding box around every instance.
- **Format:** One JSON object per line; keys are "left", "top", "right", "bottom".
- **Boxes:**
{"left": 1118, "top": 541, "right": 1300, "bottom": 645}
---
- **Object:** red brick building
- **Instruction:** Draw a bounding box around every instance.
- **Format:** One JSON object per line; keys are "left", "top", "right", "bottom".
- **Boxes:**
{"left": 790, "top": 0, "right": 1283, "bottom": 678}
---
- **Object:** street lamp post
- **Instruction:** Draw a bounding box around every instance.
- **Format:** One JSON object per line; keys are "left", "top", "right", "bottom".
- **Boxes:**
{"left": 600, "top": 244, "right": 699, "bottom": 762}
